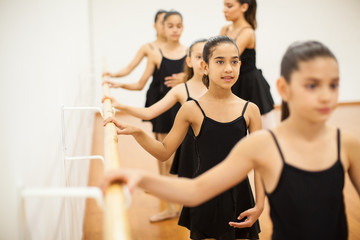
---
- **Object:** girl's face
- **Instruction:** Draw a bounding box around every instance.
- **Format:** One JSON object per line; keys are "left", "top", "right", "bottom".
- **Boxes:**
{"left": 223, "top": 0, "right": 242, "bottom": 22}
{"left": 286, "top": 57, "right": 339, "bottom": 123}
{"left": 154, "top": 13, "right": 166, "bottom": 38}
{"left": 187, "top": 42, "right": 205, "bottom": 76}
{"left": 164, "top": 15, "right": 183, "bottom": 41}
{"left": 203, "top": 43, "right": 240, "bottom": 89}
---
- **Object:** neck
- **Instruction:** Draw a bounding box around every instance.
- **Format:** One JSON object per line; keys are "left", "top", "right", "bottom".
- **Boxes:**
{"left": 155, "top": 35, "right": 166, "bottom": 43}
{"left": 206, "top": 85, "right": 233, "bottom": 100}
{"left": 232, "top": 16, "right": 248, "bottom": 29}
{"left": 166, "top": 40, "right": 180, "bottom": 49}
{"left": 192, "top": 72, "right": 203, "bottom": 83}
{"left": 284, "top": 115, "right": 328, "bottom": 140}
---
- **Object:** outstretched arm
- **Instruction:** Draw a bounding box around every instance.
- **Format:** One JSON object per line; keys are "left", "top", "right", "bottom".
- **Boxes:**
{"left": 113, "top": 57, "right": 156, "bottom": 91}
{"left": 101, "top": 131, "right": 267, "bottom": 207}
{"left": 103, "top": 44, "right": 149, "bottom": 78}
{"left": 102, "top": 84, "right": 182, "bottom": 120}
{"left": 103, "top": 103, "right": 190, "bottom": 161}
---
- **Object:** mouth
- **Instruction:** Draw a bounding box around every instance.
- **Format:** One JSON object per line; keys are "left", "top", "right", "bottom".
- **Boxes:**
{"left": 317, "top": 107, "right": 331, "bottom": 114}
{"left": 221, "top": 76, "right": 234, "bottom": 82}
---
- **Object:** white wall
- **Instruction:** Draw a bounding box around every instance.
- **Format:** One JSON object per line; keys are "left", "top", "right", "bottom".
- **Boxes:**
{"left": 0, "top": 0, "right": 95, "bottom": 239}
{"left": 93, "top": 0, "right": 360, "bottom": 107}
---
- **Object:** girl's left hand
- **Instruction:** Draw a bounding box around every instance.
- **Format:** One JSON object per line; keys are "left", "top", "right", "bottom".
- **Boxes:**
{"left": 228, "top": 206, "right": 262, "bottom": 229}
{"left": 164, "top": 73, "right": 185, "bottom": 87}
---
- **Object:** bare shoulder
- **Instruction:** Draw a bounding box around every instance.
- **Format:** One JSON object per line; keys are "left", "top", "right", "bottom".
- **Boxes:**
{"left": 181, "top": 100, "right": 198, "bottom": 112}
{"left": 236, "top": 129, "right": 274, "bottom": 159}
{"left": 171, "top": 83, "right": 187, "bottom": 99}
{"left": 140, "top": 43, "right": 153, "bottom": 55}
{"left": 236, "top": 27, "right": 255, "bottom": 45}
{"left": 341, "top": 130, "right": 360, "bottom": 154}
{"left": 246, "top": 101, "right": 260, "bottom": 114}
{"left": 220, "top": 24, "right": 230, "bottom": 35}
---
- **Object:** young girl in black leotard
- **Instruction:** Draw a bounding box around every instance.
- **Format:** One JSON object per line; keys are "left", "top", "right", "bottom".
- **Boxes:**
{"left": 104, "top": 10, "right": 188, "bottom": 222}
{"left": 103, "top": 35, "right": 264, "bottom": 239}
{"left": 102, "top": 41, "right": 360, "bottom": 240}
{"left": 102, "top": 39, "right": 208, "bottom": 179}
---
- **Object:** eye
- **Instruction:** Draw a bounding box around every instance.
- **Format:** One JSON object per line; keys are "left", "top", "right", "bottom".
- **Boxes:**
{"left": 232, "top": 60, "right": 239, "bottom": 64}
{"left": 196, "top": 56, "right": 202, "bottom": 59}
{"left": 216, "top": 60, "right": 224, "bottom": 64}
{"left": 305, "top": 83, "right": 317, "bottom": 89}
{"left": 330, "top": 82, "right": 339, "bottom": 89}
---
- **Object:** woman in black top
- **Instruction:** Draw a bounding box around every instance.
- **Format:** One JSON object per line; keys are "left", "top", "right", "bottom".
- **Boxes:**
{"left": 102, "top": 41, "right": 360, "bottom": 240}
{"left": 220, "top": 0, "right": 275, "bottom": 129}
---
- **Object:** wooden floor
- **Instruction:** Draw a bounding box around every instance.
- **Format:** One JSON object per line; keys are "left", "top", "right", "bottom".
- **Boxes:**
{"left": 82, "top": 105, "right": 360, "bottom": 240}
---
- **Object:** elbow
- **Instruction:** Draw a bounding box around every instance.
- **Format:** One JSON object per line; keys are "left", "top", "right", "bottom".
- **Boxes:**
{"left": 137, "top": 84, "right": 145, "bottom": 90}
{"left": 157, "top": 154, "right": 171, "bottom": 162}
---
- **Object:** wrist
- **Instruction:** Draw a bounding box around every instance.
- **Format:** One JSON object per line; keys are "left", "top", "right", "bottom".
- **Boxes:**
{"left": 254, "top": 203, "right": 264, "bottom": 212}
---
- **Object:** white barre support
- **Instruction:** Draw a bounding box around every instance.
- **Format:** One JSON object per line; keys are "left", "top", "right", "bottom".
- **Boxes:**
{"left": 21, "top": 187, "right": 104, "bottom": 208}
{"left": 18, "top": 186, "right": 105, "bottom": 240}
{"left": 65, "top": 155, "right": 105, "bottom": 164}
{"left": 61, "top": 105, "right": 109, "bottom": 184}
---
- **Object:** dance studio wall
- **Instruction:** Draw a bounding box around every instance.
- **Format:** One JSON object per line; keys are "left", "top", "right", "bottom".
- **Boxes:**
{"left": 92, "top": 0, "right": 360, "bottom": 107}
{"left": 0, "top": 0, "right": 95, "bottom": 239}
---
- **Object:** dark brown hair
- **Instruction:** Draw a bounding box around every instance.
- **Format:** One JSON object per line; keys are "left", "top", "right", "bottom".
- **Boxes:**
{"left": 154, "top": 10, "right": 167, "bottom": 23}
{"left": 280, "top": 41, "right": 337, "bottom": 121}
{"left": 163, "top": 10, "right": 183, "bottom": 22}
{"left": 182, "top": 39, "right": 207, "bottom": 82}
{"left": 202, "top": 35, "right": 239, "bottom": 88}
{"left": 237, "top": 0, "right": 257, "bottom": 29}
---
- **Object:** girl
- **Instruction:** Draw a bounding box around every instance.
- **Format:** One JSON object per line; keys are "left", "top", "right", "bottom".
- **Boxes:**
{"left": 102, "top": 41, "right": 360, "bottom": 240}
{"left": 220, "top": 0, "right": 276, "bottom": 129}
{"left": 102, "top": 38, "right": 208, "bottom": 178}
{"left": 103, "top": 36, "right": 264, "bottom": 239}
{"left": 105, "top": 10, "right": 187, "bottom": 223}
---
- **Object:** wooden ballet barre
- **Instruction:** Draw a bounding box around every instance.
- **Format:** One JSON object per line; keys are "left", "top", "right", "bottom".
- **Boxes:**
{"left": 102, "top": 78, "right": 132, "bottom": 240}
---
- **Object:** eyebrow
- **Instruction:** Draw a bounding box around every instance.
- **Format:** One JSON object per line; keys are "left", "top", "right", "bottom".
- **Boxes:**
{"left": 214, "top": 56, "right": 239, "bottom": 59}
{"left": 304, "top": 77, "right": 340, "bottom": 82}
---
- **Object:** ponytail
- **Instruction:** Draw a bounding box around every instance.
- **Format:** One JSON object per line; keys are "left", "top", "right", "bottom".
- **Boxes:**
{"left": 238, "top": 0, "right": 257, "bottom": 29}
{"left": 202, "top": 74, "right": 210, "bottom": 88}
{"left": 281, "top": 101, "right": 290, "bottom": 121}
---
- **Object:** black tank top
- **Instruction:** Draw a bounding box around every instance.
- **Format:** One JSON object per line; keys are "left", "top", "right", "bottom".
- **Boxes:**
{"left": 186, "top": 100, "right": 260, "bottom": 239}
{"left": 157, "top": 49, "right": 186, "bottom": 94}
{"left": 170, "top": 82, "right": 197, "bottom": 177}
{"left": 193, "top": 100, "right": 249, "bottom": 174}
{"left": 267, "top": 129, "right": 348, "bottom": 240}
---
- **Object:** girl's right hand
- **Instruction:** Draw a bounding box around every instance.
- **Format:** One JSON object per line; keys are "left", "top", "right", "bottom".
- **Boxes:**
{"left": 103, "top": 116, "right": 139, "bottom": 135}
{"left": 100, "top": 168, "right": 143, "bottom": 194}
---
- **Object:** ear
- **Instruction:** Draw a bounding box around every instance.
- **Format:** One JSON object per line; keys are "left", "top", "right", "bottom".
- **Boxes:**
{"left": 240, "top": 3, "right": 249, "bottom": 13}
{"left": 277, "top": 76, "right": 290, "bottom": 102}
{"left": 185, "top": 56, "right": 192, "bottom": 68}
{"left": 200, "top": 60, "right": 208, "bottom": 75}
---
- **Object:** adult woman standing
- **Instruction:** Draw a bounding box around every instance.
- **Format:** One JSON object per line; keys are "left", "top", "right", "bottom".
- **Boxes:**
{"left": 221, "top": 0, "right": 276, "bottom": 128}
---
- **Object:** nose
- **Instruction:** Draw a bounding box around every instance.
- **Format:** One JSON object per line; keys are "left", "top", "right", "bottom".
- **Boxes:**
{"left": 224, "top": 62, "right": 233, "bottom": 73}
{"left": 319, "top": 86, "right": 331, "bottom": 103}
{"left": 223, "top": 7, "right": 228, "bottom": 14}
